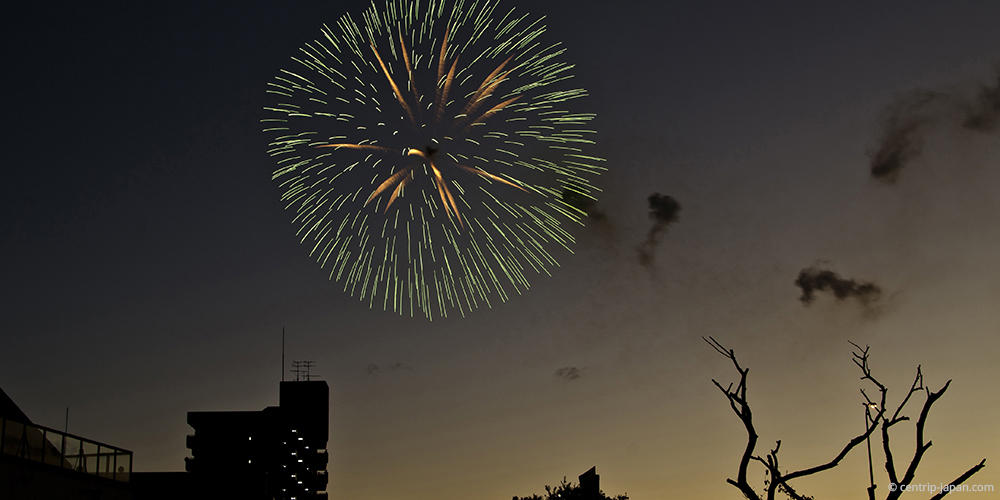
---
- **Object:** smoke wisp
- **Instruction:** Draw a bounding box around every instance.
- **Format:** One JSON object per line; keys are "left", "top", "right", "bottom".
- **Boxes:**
{"left": 637, "top": 193, "right": 681, "bottom": 267}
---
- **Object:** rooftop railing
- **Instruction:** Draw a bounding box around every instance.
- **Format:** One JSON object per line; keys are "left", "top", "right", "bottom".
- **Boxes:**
{"left": 0, "top": 416, "right": 132, "bottom": 482}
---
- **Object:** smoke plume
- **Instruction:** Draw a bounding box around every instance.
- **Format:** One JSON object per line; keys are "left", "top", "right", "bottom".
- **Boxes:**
{"left": 795, "top": 266, "right": 882, "bottom": 309}
{"left": 869, "top": 90, "right": 950, "bottom": 183}
{"left": 870, "top": 68, "right": 1000, "bottom": 183}
{"left": 962, "top": 70, "right": 1000, "bottom": 131}
{"left": 637, "top": 193, "right": 681, "bottom": 267}
{"left": 554, "top": 366, "right": 583, "bottom": 381}
{"left": 561, "top": 188, "right": 605, "bottom": 221}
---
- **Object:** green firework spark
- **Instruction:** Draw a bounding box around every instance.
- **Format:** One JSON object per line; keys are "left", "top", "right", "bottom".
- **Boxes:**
{"left": 263, "top": 0, "right": 605, "bottom": 320}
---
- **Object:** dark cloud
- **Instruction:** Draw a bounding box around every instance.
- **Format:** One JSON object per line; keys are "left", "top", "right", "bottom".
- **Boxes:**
{"left": 554, "top": 366, "right": 583, "bottom": 381}
{"left": 870, "top": 67, "right": 1000, "bottom": 183}
{"left": 637, "top": 193, "right": 681, "bottom": 267}
{"left": 794, "top": 267, "right": 882, "bottom": 309}
{"left": 561, "top": 188, "right": 605, "bottom": 221}
{"left": 367, "top": 362, "right": 413, "bottom": 376}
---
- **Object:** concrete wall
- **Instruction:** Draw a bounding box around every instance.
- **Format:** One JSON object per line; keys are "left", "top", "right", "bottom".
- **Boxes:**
{"left": 0, "top": 455, "right": 132, "bottom": 500}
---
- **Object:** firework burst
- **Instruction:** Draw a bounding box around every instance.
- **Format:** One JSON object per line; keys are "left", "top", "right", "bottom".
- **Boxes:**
{"left": 263, "top": 0, "right": 604, "bottom": 319}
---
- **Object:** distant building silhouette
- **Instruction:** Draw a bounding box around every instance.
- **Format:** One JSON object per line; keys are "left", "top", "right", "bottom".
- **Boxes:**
{"left": 578, "top": 466, "right": 600, "bottom": 499}
{"left": 512, "top": 466, "right": 619, "bottom": 500}
{"left": 0, "top": 387, "right": 133, "bottom": 500}
{"left": 183, "top": 380, "right": 329, "bottom": 500}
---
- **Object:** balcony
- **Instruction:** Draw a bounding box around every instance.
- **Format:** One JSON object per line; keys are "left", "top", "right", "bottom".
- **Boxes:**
{"left": 0, "top": 416, "right": 133, "bottom": 482}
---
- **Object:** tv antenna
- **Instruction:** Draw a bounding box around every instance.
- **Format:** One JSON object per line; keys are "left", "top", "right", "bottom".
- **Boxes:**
{"left": 290, "top": 360, "right": 315, "bottom": 381}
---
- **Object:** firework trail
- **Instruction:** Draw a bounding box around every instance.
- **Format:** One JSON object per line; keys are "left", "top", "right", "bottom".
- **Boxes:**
{"left": 263, "top": 0, "right": 604, "bottom": 320}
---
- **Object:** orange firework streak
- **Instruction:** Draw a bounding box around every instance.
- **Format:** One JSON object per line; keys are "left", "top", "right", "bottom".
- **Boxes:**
{"left": 436, "top": 57, "right": 459, "bottom": 122}
{"left": 458, "top": 165, "right": 527, "bottom": 191}
{"left": 370, "top": 43, "right": 417, "bottom": 125}
{"left": 466, "top": 96, "right": 521, "bottom": 129}
{"left": 407, "top": 148, "right": 461, "bottom": 225}
{"left": 384, "top": 172, "right": 411, "bottom": 212}
{"left": 365, "top": 167, "right": 412, "bottom": 206}
{"left": 436, "top": 24, "right": 450, "bottom": 84}
{"left": 431, "top": 162, "right": 463, "bottom": 226}
{"left": 434, "top": 24, "right": 453, "bottom": 121}
{"left": 398, "top": 29, "right": 419, "bottom": 101}
{"left": 462, "top": 55, "right": 514, "bottom": 116}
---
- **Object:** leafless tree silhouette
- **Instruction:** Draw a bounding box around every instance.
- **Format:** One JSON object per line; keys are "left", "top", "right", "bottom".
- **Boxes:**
{"left": 705, "top": 337, "right": 986, "bottom": 500}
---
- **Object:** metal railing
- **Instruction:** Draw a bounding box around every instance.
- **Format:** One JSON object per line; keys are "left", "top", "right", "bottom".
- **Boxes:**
{"left": 0, "top": 416, "right": 132, "bottom": 482}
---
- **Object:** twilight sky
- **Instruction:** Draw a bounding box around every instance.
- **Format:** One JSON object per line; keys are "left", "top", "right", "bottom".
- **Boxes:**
{"left": 2, "top": 1, "right": 998, "bottom": 499}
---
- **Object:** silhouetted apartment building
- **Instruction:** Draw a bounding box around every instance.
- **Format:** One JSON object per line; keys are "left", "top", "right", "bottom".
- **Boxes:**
{"left": 0, "top": 387, "right": 133, "bottom": 500}
{"left": 184, "top": 380, "right": 329, "bottom": 500}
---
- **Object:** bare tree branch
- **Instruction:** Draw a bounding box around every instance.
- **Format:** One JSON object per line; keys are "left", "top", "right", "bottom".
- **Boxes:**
{"left": 705, "top": 336, "right": 762, "bottom": 500}
{"left": 707, "top": 338, "right": 987, "bottom": 500}
{"left": 880, "top": 367, "right": 923, "bottom": 487}
{"left": 884, "top": 378, "right": 947, "bottom": 499}
{"left": 929, "top": 459, "right": 987, "bottom": 500}
{"left": 776, "top": 343, "right": 885, "bottom": 489}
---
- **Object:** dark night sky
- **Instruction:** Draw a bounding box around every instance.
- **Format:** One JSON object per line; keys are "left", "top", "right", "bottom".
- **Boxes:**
{"left": 2, "top": 1, "right": 999, "bottom": 498}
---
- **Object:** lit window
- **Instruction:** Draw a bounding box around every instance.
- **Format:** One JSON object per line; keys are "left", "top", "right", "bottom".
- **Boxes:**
{"left": 298, "top": 437, "right": 303, "bottom": 441}
{"left": 292, "top": 429, "right": 297, "bottom": 433}
{"left": 298, "top": 459, "right": 303, "bottom": 463}
{"left": 248, "top": 436, "right": 252, "bottom": 441}
{"left": 248, "top": 460, "right": 252, "bottom": 464}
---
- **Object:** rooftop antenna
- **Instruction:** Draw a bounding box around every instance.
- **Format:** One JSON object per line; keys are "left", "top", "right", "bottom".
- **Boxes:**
{"left": 281, "top": 327, "right": 286, "bottom": 382}
{"left": 64, "top": 407, "right": 69, "bottom": 434}
{"left": 290, "top": 360, "right": 316, "bottom": 381}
